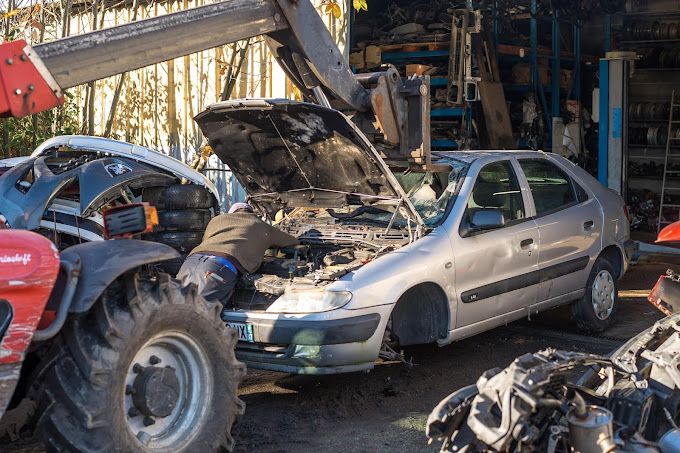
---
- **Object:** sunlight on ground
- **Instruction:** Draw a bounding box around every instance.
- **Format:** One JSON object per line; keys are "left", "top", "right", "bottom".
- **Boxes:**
{"left": 391, "top": 412, "right": 429, "bottom": 431}
{"left": 619, "top": 290, "right": 652, "bottom": 298}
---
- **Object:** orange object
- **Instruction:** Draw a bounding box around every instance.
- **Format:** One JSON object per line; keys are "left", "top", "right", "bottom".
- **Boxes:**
{"left": 656, "top": 220, "right": 680, "bottom": 243}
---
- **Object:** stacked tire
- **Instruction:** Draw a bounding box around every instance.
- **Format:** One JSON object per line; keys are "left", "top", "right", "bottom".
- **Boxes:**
{"left": 142, "top": 184, "right": 216, "bottom": 275}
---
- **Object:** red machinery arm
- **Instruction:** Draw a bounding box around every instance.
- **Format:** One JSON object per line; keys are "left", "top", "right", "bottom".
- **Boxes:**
{"left": 0, "top": 40, "right": 64, "bottom": 118}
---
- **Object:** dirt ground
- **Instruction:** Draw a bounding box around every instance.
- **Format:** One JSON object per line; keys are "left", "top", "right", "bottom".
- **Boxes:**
{"left": 4, "top": 255, "right": 674, "bottom": 453}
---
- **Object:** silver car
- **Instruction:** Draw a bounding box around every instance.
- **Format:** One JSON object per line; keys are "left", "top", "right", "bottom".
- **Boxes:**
{"left": 196, "top": 99, "right": 633, "bottom": 375}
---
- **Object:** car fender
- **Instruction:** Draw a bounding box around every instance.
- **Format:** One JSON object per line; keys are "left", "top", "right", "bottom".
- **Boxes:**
{"left": 330, "top": 227, "right": 457, "bottom": 329}
{"left": 60, "top": 240, "right": 179, "bottom": 313}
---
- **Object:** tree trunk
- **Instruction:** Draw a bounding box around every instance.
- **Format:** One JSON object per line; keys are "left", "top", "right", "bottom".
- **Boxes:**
{"left": 219, "top": 39, "right": 251, "bottom": 101}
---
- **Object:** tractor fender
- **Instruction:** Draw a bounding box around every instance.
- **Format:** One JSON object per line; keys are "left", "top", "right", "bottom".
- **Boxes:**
{"left": 60, "top": 240, "right": 179, "bottom": 313}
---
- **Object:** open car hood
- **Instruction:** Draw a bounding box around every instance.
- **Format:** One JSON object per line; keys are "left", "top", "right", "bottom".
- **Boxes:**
{"left": 195, "top": 99, "right": 423, "bottom": 226}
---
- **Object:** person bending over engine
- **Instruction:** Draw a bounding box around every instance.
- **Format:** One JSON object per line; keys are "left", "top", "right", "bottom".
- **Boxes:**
{"left": 177, "top": 202, "right": 298, "bottom": 305}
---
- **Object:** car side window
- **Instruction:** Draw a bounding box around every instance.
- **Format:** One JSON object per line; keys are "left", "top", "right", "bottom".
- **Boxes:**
{"left": 466, "top": 161, "right": 525, "bottom": 226}
{"left": 518, "top": 159, "right": 577, "bottom": 215}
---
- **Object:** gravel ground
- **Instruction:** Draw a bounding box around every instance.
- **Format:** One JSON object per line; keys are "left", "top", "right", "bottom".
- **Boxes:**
{"left": 3, "top": 257, "right": 673, "bottom": 453}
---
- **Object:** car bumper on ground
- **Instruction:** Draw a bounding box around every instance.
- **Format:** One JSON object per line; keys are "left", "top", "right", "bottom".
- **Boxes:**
{"left": 221, "top": 308, "right": 387, "bottom": 374}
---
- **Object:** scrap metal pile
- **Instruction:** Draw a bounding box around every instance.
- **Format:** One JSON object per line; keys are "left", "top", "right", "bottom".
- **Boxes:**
{"left": 352, "top": 1, "right": 466, "bottom": 46}
{"left": 427, "top": 314, "right": 680, "bottom": 452}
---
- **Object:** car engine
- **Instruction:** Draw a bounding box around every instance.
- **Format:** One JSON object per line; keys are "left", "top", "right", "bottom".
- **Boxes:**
{"left": 230, "top": 213, "right": 411, "bottom": 310}
{"left": 426, "top": 313, "right": 680, "bottom": 453}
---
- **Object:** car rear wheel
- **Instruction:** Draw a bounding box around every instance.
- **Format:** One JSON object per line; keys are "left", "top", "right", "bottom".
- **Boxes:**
{"left": 570, "top": 258, "right": 618, "bottom": 332}
{"left": 35, "top": 272, "right": 245, "bottom": 452}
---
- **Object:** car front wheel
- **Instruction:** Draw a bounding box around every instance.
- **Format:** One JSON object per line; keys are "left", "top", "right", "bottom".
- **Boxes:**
{"left": 571, "top": 258, "right": 618, "bottom": 332}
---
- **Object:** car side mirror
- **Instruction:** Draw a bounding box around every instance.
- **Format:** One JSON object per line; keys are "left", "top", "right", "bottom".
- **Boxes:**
{"left": 471, "top": 210, "right": 505, "bottom": 231}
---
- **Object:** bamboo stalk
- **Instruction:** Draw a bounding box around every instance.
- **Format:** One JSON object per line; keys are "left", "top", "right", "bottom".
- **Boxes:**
{"left": 86, "top": 0, "right": 101, "bottom": 136}
{"left": 104, "top": 0, "right": 139, "bottom": 138}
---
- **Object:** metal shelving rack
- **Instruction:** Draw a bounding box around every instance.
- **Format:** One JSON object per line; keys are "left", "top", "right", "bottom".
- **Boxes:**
{"left": 479, "top": 0, "right": 583, "bottom": 150}
{"left": 611, "top": 9, "right": 680, "bottom": 230}
{"left": 376, "top": 1, "right": 584, "bottom": 151}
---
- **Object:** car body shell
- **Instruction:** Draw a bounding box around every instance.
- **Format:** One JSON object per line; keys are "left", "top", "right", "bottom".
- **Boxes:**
{"left": 0, "top": 135, "right": 219, "bottom": 242}
{"left": 223, "top": 150, "right": 632, "bottom": 374}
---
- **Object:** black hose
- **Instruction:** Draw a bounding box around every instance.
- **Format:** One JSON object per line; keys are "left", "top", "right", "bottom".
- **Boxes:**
{"left": 566, "top": 389, "right": 588, "bottom": 419}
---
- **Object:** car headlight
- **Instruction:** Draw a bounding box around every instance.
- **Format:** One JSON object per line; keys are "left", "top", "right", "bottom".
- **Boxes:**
{"left": 266, "top": 290, "right": 352, "bottom": 314}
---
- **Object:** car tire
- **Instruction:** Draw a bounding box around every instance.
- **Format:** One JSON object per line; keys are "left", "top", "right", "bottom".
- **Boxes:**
{"left": 156, "top": 209, "right": 213, "bottom": 232}
{"left": 35, "top": 272, "right": 246, "bottom": 452}
{"left": 570, "top": 258, "right": 618, "bottom": 332}
{"left": 146, "top": 231, "right": 203, "bottom": 252}
{"left": 161, "top": 253, "right": 189, "bottom": 276}
{"left": 143, "top": 184, "right": 215, "bottom": 210}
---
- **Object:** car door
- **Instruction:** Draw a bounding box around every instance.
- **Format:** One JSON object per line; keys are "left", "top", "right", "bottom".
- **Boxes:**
{"left": 516, "top": 158, "right": 601, "bottom": 302}
{"left": 451, "top": 159, "right": 539, "bottom": 328}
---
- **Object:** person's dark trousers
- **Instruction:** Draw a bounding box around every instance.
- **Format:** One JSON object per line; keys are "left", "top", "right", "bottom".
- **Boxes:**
{"left": 177, "top": 254, "right": 237, "bottom": 306}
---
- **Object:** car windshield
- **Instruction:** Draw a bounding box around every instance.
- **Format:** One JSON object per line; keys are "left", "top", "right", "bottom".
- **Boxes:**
{"left": 396, "top": 157, "right": 468, "bottom": 227}
{"left": 315, "top": 157, "right": 467, "bottom": 229}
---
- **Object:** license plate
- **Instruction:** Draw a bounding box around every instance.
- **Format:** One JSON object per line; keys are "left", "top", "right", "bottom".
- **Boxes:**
{"left": 225, "top": 322, "right": 254, "bottom": 342}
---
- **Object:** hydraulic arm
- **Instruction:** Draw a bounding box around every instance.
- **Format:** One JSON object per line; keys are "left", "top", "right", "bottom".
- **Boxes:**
{"left": 0, "top": 0, "right": 432, "bottom": 166}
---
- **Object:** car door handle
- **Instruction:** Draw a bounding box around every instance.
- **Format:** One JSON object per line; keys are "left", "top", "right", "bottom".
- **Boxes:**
{"left": 583, "top": 220, "right": 594, "bottom": 230}
{"left": 520, "top": 238, "right": 533, "bottom": 249}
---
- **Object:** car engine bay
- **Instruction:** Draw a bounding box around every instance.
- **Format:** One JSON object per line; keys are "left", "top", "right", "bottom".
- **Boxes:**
{"left": 229, "top": 211, "right": 412, "bottom": 311}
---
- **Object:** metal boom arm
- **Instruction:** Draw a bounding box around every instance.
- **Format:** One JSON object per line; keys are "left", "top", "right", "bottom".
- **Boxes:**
{"left": 0, "top": 0, "right": 372, "bottom": 117}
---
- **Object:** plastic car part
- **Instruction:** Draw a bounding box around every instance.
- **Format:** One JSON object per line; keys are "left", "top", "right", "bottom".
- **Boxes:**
{"left": 103, "top": 203, "right": 158, "bottom": 239}
{"left": 648, "top": 272, "right": 680, "bottom": 316}
{"left": 657, "top": 220, "right": 680, "bottom": 243}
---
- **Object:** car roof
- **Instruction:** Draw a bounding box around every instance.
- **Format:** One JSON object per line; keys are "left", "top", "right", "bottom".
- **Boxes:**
{"left": 431, "top": 150, "right": 548, "bottom": 164}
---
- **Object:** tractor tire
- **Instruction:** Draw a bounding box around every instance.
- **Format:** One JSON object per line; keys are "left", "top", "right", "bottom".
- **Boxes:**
{"left": 35, "top": 272, "right": 246, "bottom": 452}
{"left": 143, "top": 184, "right": 215, "bottom": 210}
{"left": 570, "top": 258, "right": 619, "bottom": 332}
{"left": 156, "top": 209, "right": 213, "bottom": 232}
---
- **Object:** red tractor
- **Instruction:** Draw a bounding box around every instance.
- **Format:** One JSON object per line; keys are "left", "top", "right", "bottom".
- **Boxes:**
{"left": 0, "top": 204, "right": 245, "bottom": 452}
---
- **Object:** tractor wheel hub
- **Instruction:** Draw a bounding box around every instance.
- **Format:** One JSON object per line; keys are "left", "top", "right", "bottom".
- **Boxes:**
{"left": 131, "top": 366, "right": 180, "bottom": 418}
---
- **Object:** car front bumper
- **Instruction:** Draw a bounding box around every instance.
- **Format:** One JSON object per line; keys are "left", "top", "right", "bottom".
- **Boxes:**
{"left": 221, "top": 307, "right": 388, "bottom": 374}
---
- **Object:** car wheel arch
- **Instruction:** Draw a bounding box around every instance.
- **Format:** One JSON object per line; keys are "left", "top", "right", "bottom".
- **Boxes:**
{"left": 597, "top": 244, "right": 625, "bottom": 278}
{"left": 387, "top": 282, "right": 450, "bottom": 346}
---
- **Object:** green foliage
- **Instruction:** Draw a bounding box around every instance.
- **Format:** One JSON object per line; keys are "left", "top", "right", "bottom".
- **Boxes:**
{"left": 0, "top": 92, "right": 80, "bottom": 157}
{"left": 0, "top": 8, "right": 81, "bottom": 158}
